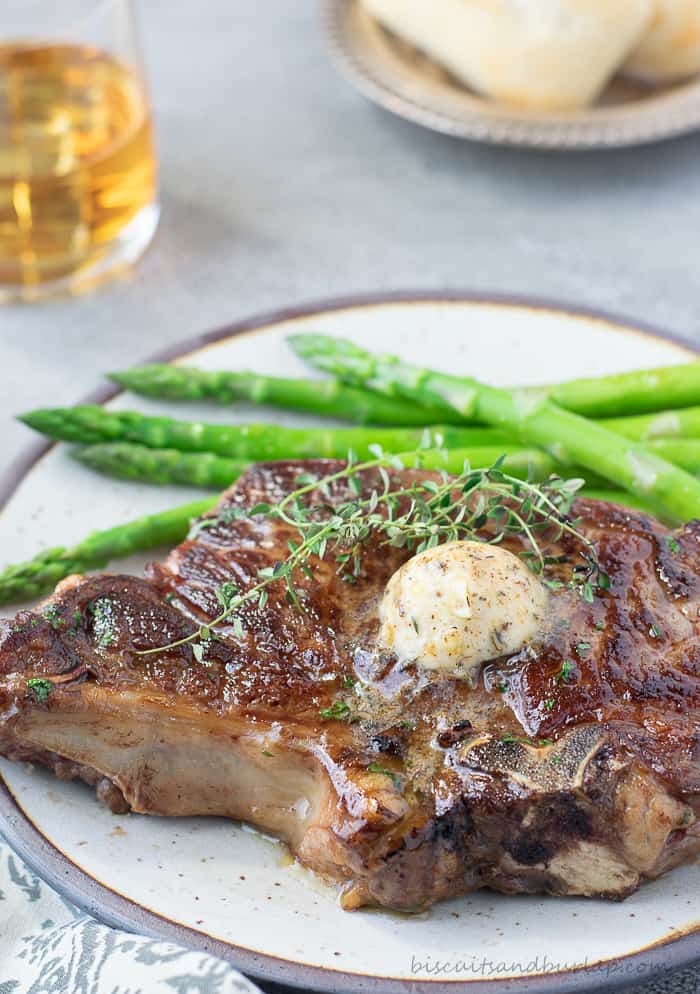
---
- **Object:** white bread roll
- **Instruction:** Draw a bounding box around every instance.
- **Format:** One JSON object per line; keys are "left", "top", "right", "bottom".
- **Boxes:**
{"left": 625, "top": 0, "right": 700, "bottom": 80}
{"left": 360, "top": 0, "right": 654, "bottom": 110}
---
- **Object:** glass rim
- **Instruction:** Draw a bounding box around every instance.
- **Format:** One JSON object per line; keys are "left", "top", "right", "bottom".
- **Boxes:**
{"left": 3, "top": 0, "right": 135, "bottom": 39}
{"left": 62, "top": 0, "right": 134, "bottom": 32}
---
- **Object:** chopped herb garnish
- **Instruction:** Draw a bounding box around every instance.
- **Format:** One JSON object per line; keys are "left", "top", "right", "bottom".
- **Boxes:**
{"left": 555, "top": 660, "right": 576, "bottom": 683}
{"left": 42, "top": 605, "right": 64, "bottom": 630}
{"left": 319, "top": 699, "right": 351, "bottom": 721}
{"left": 27, "top": 678, "right": 52, "bottom": 703}
{"left": 544, "top": 698, "right": 555, "bottom": 711}
{"left": 367, "top": 762, "right": 401, "bottom": 788}
{"left": 650, "top": 624, "right": 662, "bottom": 639}
{"left": 497, "top": 681, "right": 508, "bottom": 693}
{"left": 341, "top": 674, "right": 357, "bottom": 689}
{"left": 594, "top": 620, "right": 605, "bottom": 631}
{"left": 668, "top": 537, "right": 681, "bottom": 555}
{"left": 262, "top": 749, "right": 273, "bottom": 757}
{"left": 575, "top": 641, "right": 591, "bottom": 656}
{"left": 89, "top": 598, "right": 115, "bottom": 650}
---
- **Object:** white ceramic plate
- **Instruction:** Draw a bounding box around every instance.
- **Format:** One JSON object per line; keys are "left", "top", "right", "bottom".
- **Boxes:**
{"left": 324, "top": 0, "right": 700, "bottom": 149}
{"left": 1, "top": 294, "right": 699, "bottom": 994}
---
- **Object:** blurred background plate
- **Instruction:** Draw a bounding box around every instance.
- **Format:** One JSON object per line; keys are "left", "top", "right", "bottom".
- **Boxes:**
{"left": 324, "top": 0, "right": 700, "bottom": 150}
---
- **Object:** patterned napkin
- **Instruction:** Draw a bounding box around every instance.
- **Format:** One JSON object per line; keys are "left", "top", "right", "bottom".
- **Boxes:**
{"left": 0, "top": 837, "right": 262, "bottom": 994}
{"left": 5, "top": 831, "right": 700, "bottom": 994}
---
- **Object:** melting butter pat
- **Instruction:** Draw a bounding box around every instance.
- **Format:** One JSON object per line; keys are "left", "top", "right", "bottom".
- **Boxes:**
{"left": 379, "top": 541, "right": 547, "bottom": 678}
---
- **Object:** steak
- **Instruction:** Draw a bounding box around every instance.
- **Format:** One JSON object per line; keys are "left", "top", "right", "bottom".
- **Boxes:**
{"left": 1, "top": 460, "right": 699, "bottom": 911}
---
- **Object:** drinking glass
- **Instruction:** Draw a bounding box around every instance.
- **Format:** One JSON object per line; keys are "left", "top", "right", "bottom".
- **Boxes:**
{"left": 0, "top": 0, "right": 159, "bottom": 301}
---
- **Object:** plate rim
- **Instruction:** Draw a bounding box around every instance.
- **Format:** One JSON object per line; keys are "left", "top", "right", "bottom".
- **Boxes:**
{"left": 1, "top": 289, "right": 700, "bottom": 994}
{"left": 323, "top": 0, "right": 700, "bottom": 149}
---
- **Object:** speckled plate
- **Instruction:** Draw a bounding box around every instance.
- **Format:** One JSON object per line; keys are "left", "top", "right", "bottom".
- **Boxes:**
{"left": 1, "top": 293, "right": 700, "bottom": 994}
{"left": 324, "top": 0, "right": 700, "bottom": 149}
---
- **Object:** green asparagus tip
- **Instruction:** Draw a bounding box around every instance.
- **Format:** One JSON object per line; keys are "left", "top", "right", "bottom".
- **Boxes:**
{"left": 17, "top": 409, "right": 48, "bottom": 430}
{"left": 108, "top": 365, "right": 198, "bottom": 400}
{"left": 18, "top": 405, "right": 120, "bottom": 446}
{"left": 15, "top": 407, "right": 62, "bottom": 434}
{"left": 108, "top": 369, "right": 140, "bottom": 387}
{"left": 18, "top": 407, "right": 77, "bottom": 429}
{"left": 108, "top": 366, "right": 167, "bottom": 387}
{"left": 289, "top": 333, "right": 363, "bottom": 361}
{"left": 289, "top": 333, "right": 377, "bottom": 381}
{"left": 289, "top": 333, "right": 332, "bottom": 355}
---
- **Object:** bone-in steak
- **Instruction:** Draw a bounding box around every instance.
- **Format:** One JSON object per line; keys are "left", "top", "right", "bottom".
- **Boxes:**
{"left": 1, "top": 460, "right": 699, "bottom": 910}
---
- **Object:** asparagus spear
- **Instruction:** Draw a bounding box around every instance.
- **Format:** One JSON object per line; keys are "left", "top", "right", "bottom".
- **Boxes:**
{"left": 420, "top": 436, "right": 700, "bottom": 478}
{"left": 289, "top": 334, "right": 700, "bottom": 523}
{"left": 0, "top": 497, "right": 215, "bottom": 605}
{"left": 548, "top": 363, "right": 700, "bottom": 418}
{"left": 44, "top": 406, "right": 700, "bottom": 487}
{"left": 601, "top": 407, "right": 700, "bottom": 441}
{"left": 24, "top": 404, "right": 700, "bottom": 470}
{"left": 112, "top": 361, "right": 700, "bottom": 424}
{"left": 48, "top": 404, "right": 700, "bottom": 493}
{"left": 19, "top": 406, "right": 509, "bottom": 459}
{"left": 71, "top": 442, "right": 563, "bottom": 489}
{"left": 73, "top": 444, "right": 250, "bottom": 489}
{"left": 109, "top": 365, "right": 455, "bottom": 426}
{"left": 581, "top": 490, "right": 657, "bottom": 514}
{"left": 649, "top": 440, "right": 700, "bottom": 475}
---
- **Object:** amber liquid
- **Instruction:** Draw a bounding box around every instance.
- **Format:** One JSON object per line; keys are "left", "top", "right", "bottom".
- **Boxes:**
{"left": 0, "top": 43, "right": 156, "bottom": 289}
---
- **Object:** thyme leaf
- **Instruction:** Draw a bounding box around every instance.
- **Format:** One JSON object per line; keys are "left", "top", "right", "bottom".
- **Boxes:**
{"left": 135, "top": 454, "right": 607, "bottom": 658}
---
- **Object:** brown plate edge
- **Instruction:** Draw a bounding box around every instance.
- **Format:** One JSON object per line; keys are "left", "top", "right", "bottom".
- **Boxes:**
{"left": 1, "top": 288, "right": 699, "bottom": 994}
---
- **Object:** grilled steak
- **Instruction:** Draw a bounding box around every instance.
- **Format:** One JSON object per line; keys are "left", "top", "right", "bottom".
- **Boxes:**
{"left": 1, "top": 460, "right": 699, "bottom": 911}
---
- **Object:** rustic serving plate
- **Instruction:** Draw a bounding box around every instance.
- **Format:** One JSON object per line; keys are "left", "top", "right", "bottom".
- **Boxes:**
{"left": 1, "top": 293, "right": 699, "bottom": 993}
{"left": 324, "top": 0, "right": 700, "bottom": 149}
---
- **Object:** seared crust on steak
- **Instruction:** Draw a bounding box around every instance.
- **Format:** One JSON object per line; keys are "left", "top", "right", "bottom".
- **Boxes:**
{"left": 0, "top": 460, "right": 699, "bottom": 910}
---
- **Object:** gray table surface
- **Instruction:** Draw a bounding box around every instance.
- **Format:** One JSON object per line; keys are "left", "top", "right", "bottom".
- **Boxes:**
{"left": 2, "top": 1, "right": 700, "bottom": 992}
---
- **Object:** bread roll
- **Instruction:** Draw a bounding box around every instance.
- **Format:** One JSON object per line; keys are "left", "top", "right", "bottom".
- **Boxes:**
{"left": 625, "top": 0, "right": 700, "bottom": 80}
{"left": 360, "top": 0, "right": 654, "bottom": 110}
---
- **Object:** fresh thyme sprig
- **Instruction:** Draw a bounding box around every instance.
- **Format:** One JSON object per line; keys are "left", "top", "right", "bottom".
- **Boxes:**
{"left": 135, "top": 450, "right": 608, "bottom": 659}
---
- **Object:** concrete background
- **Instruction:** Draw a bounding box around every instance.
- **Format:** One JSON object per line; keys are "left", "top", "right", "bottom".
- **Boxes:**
{"left": 2, "top": 2, "right": 700, "bottom": 992}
